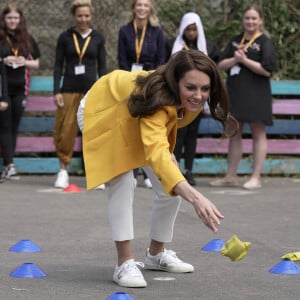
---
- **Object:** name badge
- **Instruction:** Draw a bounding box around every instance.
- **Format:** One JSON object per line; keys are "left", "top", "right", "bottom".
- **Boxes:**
{"left": 75, "top": 64, "right": 86, "bottom": 75}
{"left": 230, "top": 65, "right": 241, "bottom": 76}
{"left": 131, "top": 63, "right": 144, "bottom": 71}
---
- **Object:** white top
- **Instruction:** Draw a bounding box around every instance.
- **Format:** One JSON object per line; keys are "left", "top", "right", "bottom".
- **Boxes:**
{"left": 171, "top": 12, "right": 207, "bottom": 55}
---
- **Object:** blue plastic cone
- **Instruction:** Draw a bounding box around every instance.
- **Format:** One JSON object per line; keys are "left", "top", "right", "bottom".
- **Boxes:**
{"left": 201, "top": 239, "right": 225, "bottom": 252}
{"left": 269, "top": 259, "right": 300, "bottom": 275}
{"left": 10, "top": 263, "right": 46, "bottom": 278}
{"left": 9, "top": 239, "right": 41, "bottom": 252}
{"left": 106, "top": 292, "right": 134, "bottom": 300}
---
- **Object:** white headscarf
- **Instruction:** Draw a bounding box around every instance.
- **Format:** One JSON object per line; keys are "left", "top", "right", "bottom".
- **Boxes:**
{"left": 171, "top": 12, "right": 207, "bottom": 55}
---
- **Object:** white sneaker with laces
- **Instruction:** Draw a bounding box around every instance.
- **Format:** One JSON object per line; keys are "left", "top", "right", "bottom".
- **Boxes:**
{"left": 113, "top": 259, "right": 147, "bottom": 288}
{"left": 4, "top": 164, "right": 20, "bottom": 180}
{"left": 54, "top": 169, "right": 69, "bottom": 188}
{"left": 144, "top": 178, "right": 152, "bottom": 189}
{"left": 144, "top": 248, "right": 194, "bottom": 273}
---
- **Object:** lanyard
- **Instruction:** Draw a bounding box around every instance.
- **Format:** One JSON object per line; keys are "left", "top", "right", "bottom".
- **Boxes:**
{"left": 239, "top": 31, "right": 260, "bottom": 51}
{"left": 6, "top": 36, "right": 18, "bottom": 56}
{"left": 133, "top": 20, "right": 147, "bottom": 63}
{"left": 183, "top": 44, "right": 190, "bottom": 50}
{"left": 72, "top": 33, "right": 91, "bottom": 64}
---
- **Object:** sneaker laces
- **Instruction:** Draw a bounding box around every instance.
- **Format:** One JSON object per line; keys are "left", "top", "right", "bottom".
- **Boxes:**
{"left": 120, "top": 260, "right": 144, "bottom": 277}
{"left": 159, "top": 249, "right": 183, "bottom": 265}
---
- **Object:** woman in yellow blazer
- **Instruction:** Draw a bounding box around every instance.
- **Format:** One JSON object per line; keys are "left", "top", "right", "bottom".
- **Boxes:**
{"left": 77, "top": 50, "right": 237, "bottom": 288}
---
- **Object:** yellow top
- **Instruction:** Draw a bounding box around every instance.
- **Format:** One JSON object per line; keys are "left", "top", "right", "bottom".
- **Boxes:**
{"left": 82, "top": 70, "right": 202, "bottom": 194}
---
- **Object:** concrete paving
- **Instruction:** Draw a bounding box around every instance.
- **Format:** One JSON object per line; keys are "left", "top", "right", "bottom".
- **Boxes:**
{"left": 0, "top": 175, "right": 300, "bottom": 300}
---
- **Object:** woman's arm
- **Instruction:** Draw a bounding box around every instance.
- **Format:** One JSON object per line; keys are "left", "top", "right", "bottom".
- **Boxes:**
{"left": 218, "top": 56, "right": 238, "bottom": 71}
{"left": 117, "top": 26, "right": 131, "bottom": 71}
{"left": 96, "top": 32, "right": 107, "bottom": 78}
{"left": 155, "top": 27, "right": 166, "bottom": 67}
{"left": 25, "top": 58, "right": 39, "bottom": 69}
{"left": 234, "top": 50, "right": 271, "bottom": 77}
{"left": 53, "top": 33, "right": 65, "bottom": 95}
{"left": 173, "top": 181, "right": 224, "bottom": 233}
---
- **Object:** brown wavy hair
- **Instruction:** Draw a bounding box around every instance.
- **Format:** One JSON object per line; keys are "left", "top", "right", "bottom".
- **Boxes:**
{"left": 128, "top": 49, "right": 238, "bottom": 137}
{"left": 0, "top": 3, "right": 32, "bottom": 56}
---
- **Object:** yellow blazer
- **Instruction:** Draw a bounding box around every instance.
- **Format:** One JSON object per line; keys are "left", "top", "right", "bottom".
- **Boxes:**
{"left": 83, "top": 70, "right": 202, "bottom": 195}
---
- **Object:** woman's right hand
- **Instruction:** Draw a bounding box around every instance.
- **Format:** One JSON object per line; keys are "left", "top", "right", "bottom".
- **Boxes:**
{"left": 54, "top": 93, "right": 64, "bottom": 107}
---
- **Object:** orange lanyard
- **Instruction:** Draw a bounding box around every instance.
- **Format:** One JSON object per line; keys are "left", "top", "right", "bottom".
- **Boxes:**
{"left": 72, "top": 33, "right": 91, "bottom": 64}
{"left": 183, "top": 44, "right": 190, "bottom": 50}
{"left": 133, "top": 20, "right": 147, "bottom": 63}
{"left": 239, "top": 31, "right": 260, "bottom": 52}
{"left": 6, "top": 36, "right": 18, "bottom": 56}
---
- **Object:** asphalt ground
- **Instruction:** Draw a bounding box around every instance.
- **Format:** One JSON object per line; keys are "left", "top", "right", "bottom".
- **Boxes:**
{"left": 0, "top": 175, "right": 300, "bottom": 300}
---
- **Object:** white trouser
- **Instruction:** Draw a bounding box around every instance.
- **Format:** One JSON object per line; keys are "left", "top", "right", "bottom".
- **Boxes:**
{"left": 108, "top": 166, "right": 181, "bottom": 242}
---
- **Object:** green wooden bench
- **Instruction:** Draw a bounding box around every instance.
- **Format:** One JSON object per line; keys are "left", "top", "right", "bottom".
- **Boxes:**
{"left": 1, "top": 77, "right": 300, "bottom": 175}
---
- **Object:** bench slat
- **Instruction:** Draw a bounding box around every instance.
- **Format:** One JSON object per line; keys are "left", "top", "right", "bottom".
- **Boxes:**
{"left": 20, "top": 117, "right": 55, "bottom": 132}
{"left": 189, "top": 157, "right": 300, "bottom": 174}
{"left": 271, "top": 80, "right": 300, "bottom": 96}
{"left": 30, "top": 77, "right": 53, "bottom": 93}
{"left": 15, "top": 137, "right": 82, "bottom": 153}
{"left": 199, "top": 118, "right": 300, "bottom": 135}
{"left": 25, "top": 96, "right": 56, "bottom": 112}
{"left": 19, "top": 117, "right": 300, "bottom": 135}
{"left": 1, "top": 157, "right": 299, "bottom": 175}
{"left": 272, "top": 99, "right": 300, "bottom": 114}
{"left": 196, "top": 138, "right": 300, "bottom": 154}
{"left": 14, "top": 136, "right": 300, "bottom": 155}
{"left": 0, "top": 157, "right": 82, "bottom": 174}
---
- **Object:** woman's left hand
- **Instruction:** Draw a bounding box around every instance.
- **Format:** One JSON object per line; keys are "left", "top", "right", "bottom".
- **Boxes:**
{"left": 173, "top": 181, "right": 224, "bottom": 233}
{"left": 0, "top": 101, "right": 8, "bottom": 111}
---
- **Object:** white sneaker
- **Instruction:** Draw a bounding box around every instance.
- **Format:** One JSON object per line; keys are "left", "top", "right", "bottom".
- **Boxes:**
{"left": 94, "top": 183, "right": 105, "bottom": 190}
{"left": 144, "top": 248, "right": 194, "bottom": 273}
{"left": 54, "top": 169, "right": 69, "bottom": 188}
{"left": 2, "top": 164, "right": 20, "bottom": 180}
{"left": 144, "top": 178, "right": 152, "bottom": 189}
{"left": 113, "top": 259, "right": 147, "bottom": 288}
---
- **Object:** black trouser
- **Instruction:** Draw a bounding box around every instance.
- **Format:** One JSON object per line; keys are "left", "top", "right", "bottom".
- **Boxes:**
{"left": 173, "top": 113, "right": 202, "bottom": 171}
{"left": 0, "top": 94, "right": 26, "bottom": 166}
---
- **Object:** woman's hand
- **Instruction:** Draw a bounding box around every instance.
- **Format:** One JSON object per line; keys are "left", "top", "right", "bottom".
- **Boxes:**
{"left": 3, "top": 55, "right": 17, "bottom": 67}
{"left": 15, "top": 56, "right": 26, "bottom": 66}
{"left": 173, "top": 181, "right": 224, "bottom": 233}
{"left": 0, "top": 101, "right": 8, "bottom": 111}
{"left": 54, "top": 93, "right": 64, "bottom": 107}
{"left": 234, "top": 49, "right": 247, "bottom": 64}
